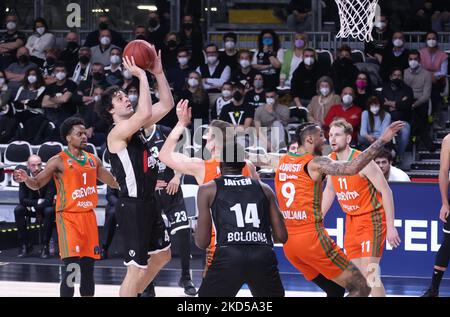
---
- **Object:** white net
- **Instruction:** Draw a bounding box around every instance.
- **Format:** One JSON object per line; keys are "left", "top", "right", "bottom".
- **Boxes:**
{"left": 335, "top": 0, "right": 379, "bottom": 42}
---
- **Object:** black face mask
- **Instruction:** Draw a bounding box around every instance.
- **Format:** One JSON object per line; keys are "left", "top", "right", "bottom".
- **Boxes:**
{"left": 79, "top": 55, "right": 90, "bottom": 64}
{"left": 233, "top": 91, "right": 243, "bottom": 101}
{"left": 148, "top": 19, "right": 158, "bottom": 28}
{"left": 339, "top": 57, "right": 352, "bottom": 65}
{"left": 93, "top": 72, "right": 104, "bottom": 81}
{"left": 136, "top": 34, "right": 146, "bottom": 40}
{"left": 18, "top": 55, "right": 29, "bottom": 64}
{"left": 99, "top": 22, "right": 108, "bottom": 30}
{"left": 46, "top": 57, "right": 56, "bottom": 65}
{"left": 183, "top": 23, "right": 193, "bottom": 30}
{"left": 391, "top": 79, "right": 403, "bottom": 88}
{"left": 167, "top": 40, "right": 177, "bottom": 48}
{"left": 66, "top": 41, "right": 79, "bottom": 51}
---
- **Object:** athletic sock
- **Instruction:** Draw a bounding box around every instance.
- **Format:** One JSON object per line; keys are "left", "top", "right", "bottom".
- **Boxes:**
{"left": 431, "top": 269, "right": 445, "bottom": 291}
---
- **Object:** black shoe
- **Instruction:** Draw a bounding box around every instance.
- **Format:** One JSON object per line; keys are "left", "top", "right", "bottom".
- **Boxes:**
{"left": 40, "top": 245, "right": 50, "bottom": 259}
{"left": 179, "top": 277, "right": 197, "bottom": 296}
{"left": 141, "top": 282, "right": 156, "bottom": 297}
{"left": 17, "top": 245, "right": 33, "bottom": 258}
{"left": 421, "top": 288, "right": 439, "bottom": 297}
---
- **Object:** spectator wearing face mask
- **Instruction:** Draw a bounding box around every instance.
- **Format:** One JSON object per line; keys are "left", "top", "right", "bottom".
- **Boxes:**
{"left": 219, "top": 83, "right": 254, "bottom": 131}
{"left": 364, "top": 13, "right": 393, "bottom": 63}
{"left": 331, "top": 45, "right": 359, "bottom": 94}
{"left": 0, "top": 70, "right": 12, "bottom": 114}
{"left": 279, "top": 32, "right": 308, "bottom": 88}
{"left": 104, "top": 47, "right": 123, "bottom": 86}
{"left": 230, "top": 50, "right": 258, "bottom": 90}
{"left": 211, "top": 81, "right": 234, "bottom": 120}
{"left": 166, "top": 47, "right": 193, "bottom": 94}
{"left": 196, "top": 43, "right": 231, "bottom": 108}
{"left": 82, "top": 85, "right": 108, "bottom": 146}
{"left": 134, "top": 25, "right": 148, "bottom": 41}
{"left": 291, "top": 48, "right": 327, "bottom": 109}
{"left": 379, "top": 67, "right": 416, "bottom": 157}
{"left": 84, "top": 15, "right": 127, "bottom": 49}
{"left": 59, "top": 32, "right": 80, "bottom": 76}
{"left": 91, "top": 29, "right": 120, "bottom": 67}
{"left": 324, "top": 86, "right": 362, "bottom": 143}
{"left": 162, "top": 32, "right": 181, "bottom": 70}
{"left": 379, "top": 32, "right": 410, "bottom": 81}
{"left": 147, "top": 11, "right": 169, "bottom": 52}
{"left": 307, "top": 76, "right": 341, "bottom": 126}
{"left": 39, "top": 48, "right": 60, "bottom": 86}
{"left": 71, "top": 46, "right": 92, "bottom": 84}
{"left": 0, "top": 14, "right": 26, "bottom": 71}
{"left": 178, "top": 14, "right": 204, "bottom": 68}
{"left": 419, "top": 30, "right": 448, "bottom": 129}
{"left": 353, "top": 71, "right": 373, "bottom": 110}
{"left": 120, "top": 67, "right": 138, "bottom": 92}
{"left": 252, "top": 29, "right": 283, "bottom": 91}
{"left": 25, "top": 18, "right": 55, "bottom": 67}
{"left": 179, "top": 71, "right": 210, "bottom": 125}
{"left": 5, "top": 47, "right": 38, "bottom": 97}
{"left": 359, "top": 96, "right": 391, "bottom": 149}
{"left": 219, "top": 32, "right": 239, "bottom": 70}
{"left": 76, "top": 63, "right": 108, "bottom": 113}
{"left": 244, "top": 73, "right": 266, "bottom": 109}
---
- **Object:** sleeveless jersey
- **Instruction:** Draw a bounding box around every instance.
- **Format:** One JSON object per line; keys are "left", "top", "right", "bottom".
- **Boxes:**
{"left": 211, "top": 175, "right": 272, "bottom": 247}
{"left": 54, "top": 150, "right": 98, "bottom": 212}
{"left": 275, "top": 152, "right": 323, "bottom": 234}
{"left": 329, "top": 149, "right": 383, "bottom": 215}
{"left": 107, "top": 129, "right": 158, "bottom": 199}
{"left": 144, "top": 125, "right": 174, "bottom": 182}
{"left": 203, "top": 158, "right": 251, "bottom": 184}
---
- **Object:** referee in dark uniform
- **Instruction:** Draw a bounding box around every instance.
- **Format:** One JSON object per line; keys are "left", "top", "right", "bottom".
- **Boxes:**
{"left": 196, "top": 141, "right": 287, "bottom": 297}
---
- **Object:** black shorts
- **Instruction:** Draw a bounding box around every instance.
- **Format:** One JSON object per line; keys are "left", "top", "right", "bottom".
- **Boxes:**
{"left": 116, "top": 196, "right": 171, "bottom": 268}
{"left": 154, "top": 189, "right": 190, "bottom": 235}
{"left": 198, "top": 245, "right": 285, "bottom": 297}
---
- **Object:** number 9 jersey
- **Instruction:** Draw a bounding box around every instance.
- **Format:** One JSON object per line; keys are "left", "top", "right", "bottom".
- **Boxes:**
{"left": 275, "top": 152, "right": 324, "bottom": 234}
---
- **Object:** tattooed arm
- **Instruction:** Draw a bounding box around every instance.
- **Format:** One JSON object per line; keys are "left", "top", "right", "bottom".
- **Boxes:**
{"left": 308, "top": 121, "right": 405, "bottom": 181}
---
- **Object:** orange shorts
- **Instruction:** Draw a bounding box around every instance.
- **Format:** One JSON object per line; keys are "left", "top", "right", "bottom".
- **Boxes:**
{"left": 283, "top": 225, "right": 350, "bottom": 281}
{"left": 344, "top": 209, "right": 386, "bottom": 260}
{"left": 55, "top": 210, "right": 101, "bottom": 260}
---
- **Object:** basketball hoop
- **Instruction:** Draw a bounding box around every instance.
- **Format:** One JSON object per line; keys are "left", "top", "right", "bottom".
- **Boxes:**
{"left": 335, "top": 0, "right": 379, "bottom": 42}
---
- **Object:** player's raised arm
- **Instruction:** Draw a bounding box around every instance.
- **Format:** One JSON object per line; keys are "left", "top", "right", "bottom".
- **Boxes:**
{"left": 195, "top": 181, "right": 216, "bottom": 249}
{"left": 159, "top": 99, "right": 205, "bottom": 183}
{"left": 14, "top": 155, "right": 61, "bottom": 190}
{"left": 439, "top": 135, "right": 450, "bottom": 223}
{"left": 309, "top": 121, "right": 405, "bottom": 179}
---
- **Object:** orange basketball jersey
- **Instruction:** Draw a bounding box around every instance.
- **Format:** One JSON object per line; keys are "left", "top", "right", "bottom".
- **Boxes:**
{"left": 329, "top": 149, "right": 383, "bottom": 216}
{"left": 54, "top": 150, "right": 99, "bottom": 212}
{"left": 275, "top": 152, "right": 323, "bottom": 234}
{"left": 203, "top": 158, "right": 251, "bottom": 184}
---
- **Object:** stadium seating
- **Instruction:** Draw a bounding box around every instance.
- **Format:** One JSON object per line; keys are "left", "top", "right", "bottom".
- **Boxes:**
{"left": 36, "top": 142, "right": 63, "bottom": 163}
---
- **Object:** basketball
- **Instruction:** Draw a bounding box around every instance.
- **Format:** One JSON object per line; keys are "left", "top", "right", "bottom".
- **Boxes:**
{"left": 123, "top": 40, "right": 156, "bottom": 70}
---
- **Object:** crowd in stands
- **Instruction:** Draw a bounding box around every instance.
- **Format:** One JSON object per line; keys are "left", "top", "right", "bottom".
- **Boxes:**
{"left": 0, "top": 7, "right": 449, "bottom": 167}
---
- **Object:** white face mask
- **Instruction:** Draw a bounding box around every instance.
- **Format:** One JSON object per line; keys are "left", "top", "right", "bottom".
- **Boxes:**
{"left": 320, "top": 87, "right": 330, "bottom": 96}
{"left": 36, "top": 27, "right": 45, "bottom": 35}
{"left": 370, "top": 105, "right": 380, "bottom": 115}
{"left": 304, "top": 57, "right": 315, "bottom": 66}
{"left": 110, "top": 55, "right": 121, "bottom": 64}
{"left": 393, "top": 39, "right": 403, "bottom": 47}
{"left": 123, "top": 70, "right": 132, "bottom": 80}
{"left": 427, "top": 39, "right": 437, "bottom": 48}
{"left": 266, "top": 97, "right": 275, "bottom": 105}
{"left": 0, "top": 78, "right": 4, "bottom": 86}
{"left": 55, "top": 72, "right": 66, "bottom": 81}
{"left": 225, "top": 41, "right": 235, "bottom": 50}
{"left": 128, "top": 94, "right": 138, "bottom": 103}
{"left": 342, "top": 94, "right": 353, "bottom": 106}
{"left": 409, "top": 60, "right": 420, "bottom": 69}
{"left": 6, "top": 22, "right": 16, "bottom": 30}
{"left": 239, "top": 59, "right": 250, "bottom": 68}
{"left": 207, "top": 56, "right": 217, "bottom": 65}
{"left": 178, "top": 57, "right": 189, "bottom": 66}
{"left": 94, "top": 95, "right": 100, "bottom": 102}
{"left": 188, "top": 78, "right": 199, "bottom": 87}
{"left": 222, "top": 90, "right": 232, "bottom": 98}
{"left": 375, "top": 21, "right": 386, "bottom": 29}
{"left": 27, "top": 75, "right": 37, "bottom": 84}
{"left": 100, "top": 36, "right": 111, "bottom": 46}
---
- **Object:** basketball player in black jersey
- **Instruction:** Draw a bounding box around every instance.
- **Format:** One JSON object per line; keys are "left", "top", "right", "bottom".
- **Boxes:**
{"left": 96, "top": 49, "right": 175, "bottom": 297}
{"left": 144, "top": 123, "right": 197, "bottom": 296}
{"left": 196, "top": 141, "right": 287, "bottom": 297}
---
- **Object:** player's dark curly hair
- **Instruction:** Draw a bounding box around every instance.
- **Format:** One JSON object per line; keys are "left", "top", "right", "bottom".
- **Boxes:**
{"left": 295, "top": 123, "right": 320, "bottom": 146}
{"left": 95, "top": 85, "right": 124, "bottom": 125}
{"left": 60, "top": 116, "right": 85, "bottom": 141}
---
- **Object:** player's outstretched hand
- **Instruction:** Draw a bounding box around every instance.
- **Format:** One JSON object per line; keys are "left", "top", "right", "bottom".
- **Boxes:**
{"left": 166, "top": 176, "right": 180, "bottom": 195}
{"left": 176, "top": 99, "right": 191, "bottom": 127}
{"left": 13, "top": 169, "right": 28, "bottom": 183}
{"left": 149, "top": 49, "right": 163, "bottom": 76}
{"left": 440, "top": 204, "right": 450, "bottom": 223}
{"left": 379, "top": 121, "right": 405, "bottom": 143}
{"left": 123, "top": 55, "right": 145, "bottom": 79}
{"left": 387, "top": 226, "right": 401, "bottom": 248}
